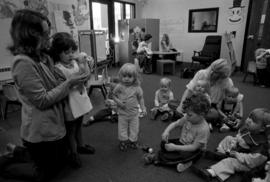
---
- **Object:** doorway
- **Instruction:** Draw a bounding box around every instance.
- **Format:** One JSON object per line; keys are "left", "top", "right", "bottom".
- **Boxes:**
{"left": 91, "top": 1, "right": 110, "bottom": 61}
{"left": 241, "top": 0, "right": 270, "bottom": 70}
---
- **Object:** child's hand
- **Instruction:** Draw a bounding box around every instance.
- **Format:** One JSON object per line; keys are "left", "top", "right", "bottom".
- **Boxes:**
{"left": 141, "top": 109, "right": 147, "bottom": 117}
{"left": 161, "top": 131, "right": 169, "bottom": 142}
{"left": 165, "top": 143, "right": 176, "bottom": 151}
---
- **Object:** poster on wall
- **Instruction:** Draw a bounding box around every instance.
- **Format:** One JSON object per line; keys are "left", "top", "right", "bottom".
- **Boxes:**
{"left": 227, "top": 0, "right": 245, "bottom": 24}
{"left": 0, "top": 0, "right": 49, "bottom": 19}
{"left": 72, "top": 0, "right": 90, "bottom": 30}
{"left": 54, "top": 10, "right": 78, "bottom": 42}
{"left": 48, "top": 0, "right": 90, "bottom": 31}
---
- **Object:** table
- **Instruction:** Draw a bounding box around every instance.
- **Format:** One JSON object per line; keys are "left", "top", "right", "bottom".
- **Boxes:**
{"left": 148, "top": 51, "right": 182, "bottom": 73}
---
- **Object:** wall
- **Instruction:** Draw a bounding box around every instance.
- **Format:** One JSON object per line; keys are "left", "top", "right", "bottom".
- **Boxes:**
{"left": 136, "top": 0, "right": 250, "bottom": 66}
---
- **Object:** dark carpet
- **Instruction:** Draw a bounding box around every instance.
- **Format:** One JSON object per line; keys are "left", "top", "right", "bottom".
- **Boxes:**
{"left": 0, "top": 64, "right": 270, "bottom": 182}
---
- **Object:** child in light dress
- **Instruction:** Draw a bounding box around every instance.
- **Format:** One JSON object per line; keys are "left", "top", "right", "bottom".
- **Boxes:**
{"left": 51, "top": 32, "right": 94, "bottom": 168}
{"left": 113, "top": 63, "right": 147, "bottom": 151}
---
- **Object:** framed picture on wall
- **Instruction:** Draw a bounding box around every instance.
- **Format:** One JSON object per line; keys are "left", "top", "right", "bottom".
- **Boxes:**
{"left": 188, "top": 7, "right": 219, "bottom": 33}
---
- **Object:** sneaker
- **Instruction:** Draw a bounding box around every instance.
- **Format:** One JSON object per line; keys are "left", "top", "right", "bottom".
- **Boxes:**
{"left": 143, "top": 153, "right": 156, "bottom": 165}
{"left": 129, "top": 141, "right": 138, "bottom": 149}
{"left": 69, "top": 153, "right": 82, "bottom": 169}
{"left": 150, "top": 108, "right": 158, "bottom": 120}
{"left": 83, "top": 117, "right": 95, "bottom": 127}
{"left": 192, "top": 166, "right": 213, "bottom": 181}
{"left": 176, "top": 161, "right": 192, "bottom": 172}
{"left": 160, "top": 113, "right": 170, "bottom": 122}
{"left": 119, "top": 141, "right": 128, "bottom": 152}
{"left": 219, "top": 124, "right": 230, "bottom": 132}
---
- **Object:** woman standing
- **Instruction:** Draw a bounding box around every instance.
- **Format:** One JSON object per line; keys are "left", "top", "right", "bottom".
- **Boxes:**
{"left": 9, "top": 9, "right": 88, "bottom": 181}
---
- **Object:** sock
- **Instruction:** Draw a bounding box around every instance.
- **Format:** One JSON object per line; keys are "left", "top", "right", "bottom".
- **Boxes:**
{"left": 207, "top": 168, "right": 216, "bottom": 177}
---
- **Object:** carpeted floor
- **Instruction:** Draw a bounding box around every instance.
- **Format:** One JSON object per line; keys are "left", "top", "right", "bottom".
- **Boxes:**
{"left": 1, "top": 64, "right": 270, "bottom": 182}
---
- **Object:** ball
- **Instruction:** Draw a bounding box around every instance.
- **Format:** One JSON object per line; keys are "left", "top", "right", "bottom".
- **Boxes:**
{"left": 148, "top": 148, "right": 153, "bottom": 153}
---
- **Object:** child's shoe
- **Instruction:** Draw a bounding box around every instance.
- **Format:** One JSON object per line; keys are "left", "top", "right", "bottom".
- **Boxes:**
{"left": 143, "top": 153, "right": 156, "bottom": 165}
{"left": 69, "top": 153, "right": 82, "bottom": 169}
{"left": 219, "top": 124, "right": 230, "bottom": 132}
{"left": 160, "top": 113, "right": 170, "bottom": 122}
{"left": 150, "top": 108, "right": 158, "bottom": 120}
{"left": 129, "top": 141, "right": 138, "bottom": 149}
{"left": 176, "top": 161, "right": 192, "bottom": 172}
{"left": 83, "top": 116, "right": 95, "bottom": 127}
{"left": 119, "top": 141, "right": 128, "bottom": 152}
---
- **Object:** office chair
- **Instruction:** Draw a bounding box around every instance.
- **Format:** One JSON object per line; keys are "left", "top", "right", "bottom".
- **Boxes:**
{"left": 2, "top": 83, "right": 21, "bottom": 120}
{"left": 191, "top": 35, "right": 222, "bottom": 68}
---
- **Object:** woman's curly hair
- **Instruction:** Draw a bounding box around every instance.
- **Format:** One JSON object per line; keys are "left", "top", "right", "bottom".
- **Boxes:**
{"left": 182, "top": 93, "right": 211, "bottom": 115}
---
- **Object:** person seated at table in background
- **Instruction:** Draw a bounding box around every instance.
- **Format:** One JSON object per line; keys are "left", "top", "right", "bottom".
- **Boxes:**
{"left": 136, "top": 34, "right": 153, "bottom": 74}
{"left": 160, "top": 33, "right": 178, "bottom": 60}
{"left": 160, "top": 33, "right": 173, "bottom": 52}
{"left": 255, "top": 48, "right": 270, "bottom": 87}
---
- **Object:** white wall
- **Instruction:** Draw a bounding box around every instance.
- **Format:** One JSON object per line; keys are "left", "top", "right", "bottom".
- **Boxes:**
{"left": 136, "top": 0, "right": 250, "bottom": 66}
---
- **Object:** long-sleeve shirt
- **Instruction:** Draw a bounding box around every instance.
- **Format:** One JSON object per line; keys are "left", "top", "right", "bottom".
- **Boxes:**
{"left": 12, "top": 54, "right": 69, "bottom": 143}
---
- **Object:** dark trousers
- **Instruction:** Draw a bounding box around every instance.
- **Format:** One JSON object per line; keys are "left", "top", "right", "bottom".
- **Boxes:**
{"left": 137, "top": 54, "right": 152, "bottom": 74}
{"left": 157, "top": 139, "right": 203, "bottom": 166}
{"left": 257, "top": 68, "right": 268, "bottom": 86}
{"left": 1, "top": 137, "right": 69, "bottom": 182}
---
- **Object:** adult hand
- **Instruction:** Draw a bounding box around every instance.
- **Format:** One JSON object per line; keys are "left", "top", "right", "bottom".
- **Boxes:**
{"left": 68, "top": 72, "right": 89, "bottom": 87}
{"left": 161, "top": 131, "right": 169, "bottom": 142}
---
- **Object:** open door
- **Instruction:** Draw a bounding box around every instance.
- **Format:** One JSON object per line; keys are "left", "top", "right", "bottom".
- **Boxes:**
{"left": 241, "top": 0, "right": 270, "bottom": 70}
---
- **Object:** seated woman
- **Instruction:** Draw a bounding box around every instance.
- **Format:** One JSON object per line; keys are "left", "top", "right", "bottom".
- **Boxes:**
{"left": 177, "top": 59, "right": 234, "bottom": 131}
{"left": 160, "top": 33, "right": 177, "bottom": 60}
{"left": 136, "top": 34, "right": 153, "bottom": 74}
{"left": 160, "top": 33, "right": 173, "bottom": 52}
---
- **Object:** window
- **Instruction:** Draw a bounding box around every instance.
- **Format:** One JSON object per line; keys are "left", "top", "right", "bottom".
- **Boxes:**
{"left": 125, "top": 4, "right": 135, "bottom": 19}
{"left": 113, "top": 1, "right": 135, "bottom": 40}
{"left": 114, "top": 2, "right": 123, "bottom": 41}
